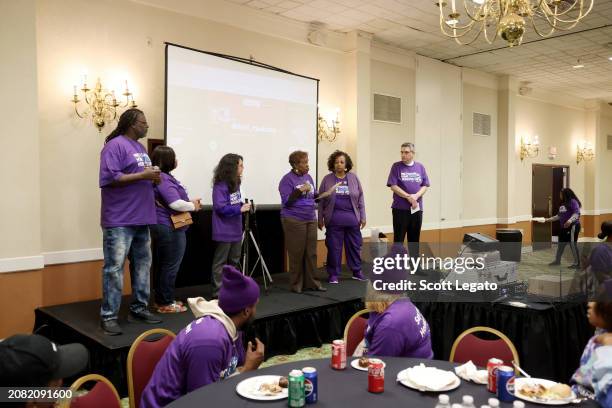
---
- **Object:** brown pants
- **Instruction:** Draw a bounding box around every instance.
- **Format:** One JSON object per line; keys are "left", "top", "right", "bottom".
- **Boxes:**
{"left": 281, "top": 217, "right": 321, "bottom": 292}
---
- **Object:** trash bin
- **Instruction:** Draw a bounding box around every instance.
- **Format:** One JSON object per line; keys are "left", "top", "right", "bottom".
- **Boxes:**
{"left": 496, "top": 229, "right": 523, "bottom": 262}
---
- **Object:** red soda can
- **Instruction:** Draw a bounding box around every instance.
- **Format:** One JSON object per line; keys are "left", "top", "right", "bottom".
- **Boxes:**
{"left": 368, "top": 359, "right": 385, "bottom": 393}
{"left": 487, "top": 358, "right": 504, "bottom": 393}
{"left": 331, "top": 339, "right": 346, "bottom": 370}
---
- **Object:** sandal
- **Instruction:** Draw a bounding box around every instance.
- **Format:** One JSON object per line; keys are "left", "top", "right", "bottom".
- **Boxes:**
{"left": 156, "top": 302, "right": 187, "bottom": 314}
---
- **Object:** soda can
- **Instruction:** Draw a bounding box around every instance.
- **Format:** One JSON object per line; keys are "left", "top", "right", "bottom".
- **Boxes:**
{"left": 331, "top": 339, "right": 346, "bottom": 370}
{"left": 288, "top": 369, "right": 305, "bottom": 407}
{"left": 487, "top": 358, "right": 504, "bottom": 393}
{"left": 302, "top": 367, "right": 318, "bottom": 404}
{"left": 368, "top": 358, "right": 385, "bottom": 393}
{"left": 496, "top": 365, "right": 515, "bottom": 402}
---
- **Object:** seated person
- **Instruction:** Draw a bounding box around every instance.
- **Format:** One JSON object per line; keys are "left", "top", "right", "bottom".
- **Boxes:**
{"left": 141, "top": 265, "right": 264, "bottom": 408}
{"left": 590, "top": 222, "right": 612, "bottom": 295}
{"left": 571, "top": 301, "right": 612, "bottom": 400}
{"left": 592, "top": 332, "right": 612, "bottom": 408}
{"left": 363, "top": 243, "right": 433, "bottom": 359}
{"left": 0, "top": 334, "right": 89, "bottom": 408}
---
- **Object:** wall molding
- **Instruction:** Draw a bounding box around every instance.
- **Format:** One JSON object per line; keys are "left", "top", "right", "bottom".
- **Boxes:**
{"left": 42, "top": 248, "right": 103, "bottom": 265}
{"left": 582, "top": 209, "right": 612, "bottom": 216}
{"left": 0, "top": 255, "right": 44, "bottom": 274}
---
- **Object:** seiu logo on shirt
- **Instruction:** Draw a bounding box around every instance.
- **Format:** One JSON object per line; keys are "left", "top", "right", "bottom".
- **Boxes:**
{"left": 230, "top": 191, "right": 242, "bottom": 205}
{"left": 296, "top": 181, "right": 314, "bottom": 198}
{"left": 413, "top": 310, "right": 429, "bottom": 338}
{"left": 559, "top": 205, "right": 567, "bottom": 213}
{"left": 335, "top": 182, "right": 349, "bottom": 195}
{"left": 400, "top": 172, "right": 421, "bottom": 183}
{"left": 133, "top": 152, "right": 152, "bottom": 167}
{"left": 219, "top": 355, "right": 239, "bottom": 380}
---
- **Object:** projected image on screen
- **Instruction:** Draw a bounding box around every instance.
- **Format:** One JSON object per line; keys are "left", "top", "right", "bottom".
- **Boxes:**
{"left": 166, "top": 44, "right": 318, "bottom": 205}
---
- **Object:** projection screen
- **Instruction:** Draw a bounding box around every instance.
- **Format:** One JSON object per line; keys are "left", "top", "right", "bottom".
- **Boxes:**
{"left": 165, "top": 44, "right": 319, "bottom": 206}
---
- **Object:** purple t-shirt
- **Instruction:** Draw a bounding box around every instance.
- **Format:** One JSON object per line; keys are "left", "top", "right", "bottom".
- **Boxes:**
{"left": 364, "top": 299, "right": 433, "bottom": 359}
{"left": 212, "top": 182, "right": 243, "bottom": 242}
{"left": 140, "top": 316, "right": 245, "bottom": 408}
{"left": 330, "top": 176, "right": 358, "bottom": 227}
{"left": 154, "top": 173, "right": 190, "bottom": 230}
{"left": 386, "top": 161, "right": 430, "bottom": 211}
{"left": 99, "top": 135, "right": 156, "bottom": 227}
{"left": 558, "top": 198, "right": 581, "bottom": 226}
{"left": 279, "top": 171, "right": 317, "bottom": 222}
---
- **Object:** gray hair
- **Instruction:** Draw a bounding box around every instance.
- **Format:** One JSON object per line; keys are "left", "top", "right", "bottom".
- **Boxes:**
{"left": 401, "top": 142, "right": 415, "bottom": 152}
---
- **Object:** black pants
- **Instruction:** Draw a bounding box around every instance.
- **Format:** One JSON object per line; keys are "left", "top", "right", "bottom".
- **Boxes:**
{"left": 392, "top": 209, "right": 423, "bottom": 263}
{"left": 554, "top": 223, "right": 580, "bottom": 265}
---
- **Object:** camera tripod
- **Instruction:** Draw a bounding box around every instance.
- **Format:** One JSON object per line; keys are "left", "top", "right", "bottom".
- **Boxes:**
{"left": 241, "top": 199, "right": 273, "bottom": 291}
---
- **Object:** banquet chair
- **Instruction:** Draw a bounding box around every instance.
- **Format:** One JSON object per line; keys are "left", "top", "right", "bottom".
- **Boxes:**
{"left": 59, "top": 373, "right": 121, "bottom": 408}
{"left": 343, "top": 309, "right": 369, "bottom": 356}
{"left": 127, "top": 328, "right": 176, "bottom": 408}
{"left": 449, "top": 326, "right": 519, "bottom": 373}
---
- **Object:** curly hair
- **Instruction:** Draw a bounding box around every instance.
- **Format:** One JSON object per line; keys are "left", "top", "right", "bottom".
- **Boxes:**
{"left": 213, "top": 153, "right": 243, "bottom": 193}
{"left": 327, "top": 150, "right": 353, "bottom": 172}
{"left": 288, "top": 151, "right": 308, "bottom": 169}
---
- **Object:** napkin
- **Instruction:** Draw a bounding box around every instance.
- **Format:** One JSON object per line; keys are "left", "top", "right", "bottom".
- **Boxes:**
{"left": 397, "top": 364, "right": 458, "bottom": 391}
{"left": 454, "top": 361, "right": 488, "bottom": 384}
{"left": 532, "top": 217, "right": 546, "bottom": 223}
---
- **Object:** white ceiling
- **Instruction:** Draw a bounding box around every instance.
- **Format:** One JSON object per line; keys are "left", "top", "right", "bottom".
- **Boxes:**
{"left": 226, "top": 0, "right": 612, "bottom": 100}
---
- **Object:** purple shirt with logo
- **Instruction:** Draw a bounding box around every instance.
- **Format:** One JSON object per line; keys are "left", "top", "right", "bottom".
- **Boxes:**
{"left": 386, "top": 161, "right": 430, "bottom": 211}
{"left": 558, "top": 198, "right": 581, "bottom": 226}
{"left": 330, "top": 176, "right": 358, "bottom": 227}
{"left": 99, "top": 135, "right": 156, "bottom": 227}
{"left": 279, "top": 171, "right": 317, "bottom": 222}
{"left": 140, "top": 316, "right": 245, "bottom": 408}
{"left": 212, "top": 181, "right": 243, "bottom": 242}
{"left": 364, "top": 299, "right": 433, "bottom": 359}
{"left": 154, "top": 173, "right": 190, "bottom": 230}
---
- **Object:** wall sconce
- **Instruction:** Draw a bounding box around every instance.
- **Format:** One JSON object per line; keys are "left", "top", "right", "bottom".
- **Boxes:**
{"left": 576, "top": 141, "right": 595, "bottom": 164}
{"left": 520, "top": 135, "right": 539, "bottom": 161}
{"left": 548, "top": 146, "right": 557, "bottom": 160}
{"left": 71, "top": 76, "right": 137, "bottom": 132}
{"left": 317, "top": 108, "right": 340, "bottom": 142}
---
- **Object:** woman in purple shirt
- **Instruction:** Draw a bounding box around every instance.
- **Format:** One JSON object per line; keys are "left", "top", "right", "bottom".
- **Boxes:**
{"left": 211, "top": 154, "right": 251, "bottom": 298}
{"left": 279, "top": 151, "right": 337, "bottom": 293}
{"left": 318, "top": 151, "right": 367, "bottom": 284}
{"left": 151, "top": 146, "right": 201, "bottom": 313}
{"left": 544, "top": 188, "right": 582, "bottom": 268}
{"left": 98, "top": 109, "right": 162, "bottom": 336}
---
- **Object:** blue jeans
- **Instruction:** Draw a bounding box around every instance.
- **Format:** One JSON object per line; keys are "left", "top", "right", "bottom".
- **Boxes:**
{"left": 151, "top": 224, "right": 186, "bottom": 305}
{"left": 100, "top": 226, "right": 152, "bottom": 321}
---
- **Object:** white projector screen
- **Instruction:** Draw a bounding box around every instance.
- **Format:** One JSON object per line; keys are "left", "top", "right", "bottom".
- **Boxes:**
{"left": 165, "top": 44, "right": 319, "bottom": 206}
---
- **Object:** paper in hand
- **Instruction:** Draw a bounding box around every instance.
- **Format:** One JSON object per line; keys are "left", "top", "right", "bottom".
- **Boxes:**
{"left": 411, "top": 203, "right": 421, "bottom": 214}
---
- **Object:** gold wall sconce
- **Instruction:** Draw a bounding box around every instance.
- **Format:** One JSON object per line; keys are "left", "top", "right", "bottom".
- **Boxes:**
{"left": 519, "top": 135, "right": 539, "bottom": 161}
{"left": 318, "top": 108, "right": 340, "bottom": 142}
{"left": 71, "top": 77, "right": 137, "bottom": 132}
{"left": 576, "top": 141, "right": 595, "bottom": 164}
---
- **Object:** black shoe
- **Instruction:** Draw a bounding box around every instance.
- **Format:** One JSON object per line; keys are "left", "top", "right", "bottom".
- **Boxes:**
{"left": 568, "top": 263, "right": 580, "bottom": 269}
{"left": 101, "top": 319, "right": 122, "bottom": 336}
{"left": 128, "top": 310, "right": 162, "bottom": 324}
{"left": 315, "top": 286, "right": 327, "bottom": 292}
{"left": 548, "top": 261, "right": 561, "bottom": 266}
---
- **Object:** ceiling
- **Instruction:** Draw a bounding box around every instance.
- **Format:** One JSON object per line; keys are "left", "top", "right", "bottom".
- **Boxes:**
{"left": 226, "top": 0, "right": 612, "bottom": 100}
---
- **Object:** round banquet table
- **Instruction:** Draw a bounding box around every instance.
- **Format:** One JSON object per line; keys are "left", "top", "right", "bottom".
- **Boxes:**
{"left": 167, "top": 357, "right": 600, "bottom": 408}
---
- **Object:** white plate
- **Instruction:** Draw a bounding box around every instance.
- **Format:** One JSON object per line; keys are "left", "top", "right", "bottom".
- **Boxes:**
{"left": 514, "top": 378, "right": 576, "bottom": 406}
{"left": 350, "top": 359, "right": 386, "bottom": 371}
{"left": 398, "top": 369, "right": 461, "bottom": 392}
{"left": 235, "top": 375, "right": 289, "bottom": 401}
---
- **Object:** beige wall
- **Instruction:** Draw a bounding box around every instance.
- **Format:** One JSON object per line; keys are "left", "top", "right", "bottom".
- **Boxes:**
{"left": 599, "top": 104, "right": 612, "bottom": 210}
{"left": 0, "top": 0, "right": 41, "bottom": 260}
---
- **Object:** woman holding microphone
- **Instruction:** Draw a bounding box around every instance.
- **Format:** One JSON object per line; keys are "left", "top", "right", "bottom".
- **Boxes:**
{"left": 318, "top": 150, "right": 366, "bottom": 284}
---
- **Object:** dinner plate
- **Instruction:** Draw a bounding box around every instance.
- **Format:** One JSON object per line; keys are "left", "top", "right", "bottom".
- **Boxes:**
{"left": 514, "top": 378, "right": 576, "bottom": 406}
{"left": 350, "top": 359, "right": 386, "bottom": 371}
{"left": 235, "top": 375, "right": 289, "bottom": 401}
{"left": 397, "top": 368, "right": 461, "bottom": 392}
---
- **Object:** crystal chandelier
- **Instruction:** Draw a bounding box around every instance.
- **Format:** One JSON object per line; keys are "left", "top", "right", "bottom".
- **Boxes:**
{"left": 436, "top": 0, "right": 594, "bottom": 47}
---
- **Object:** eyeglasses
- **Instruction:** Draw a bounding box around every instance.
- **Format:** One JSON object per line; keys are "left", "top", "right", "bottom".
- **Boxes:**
{"left": 135, "top": 119, "right": 148, "bottom": 126}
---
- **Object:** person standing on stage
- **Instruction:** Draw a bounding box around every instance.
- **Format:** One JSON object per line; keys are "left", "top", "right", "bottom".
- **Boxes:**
{"left": 99, "top": 108, "right": 162, "bottom": 336}
{"left": 279, "top": 151, "right": 337, "bottom": 293}
{"left": 151, "top": 146, "right": 201, "bottom": 313}
{"left": 543, "top": 187, "right": 582, "bottom": 268}
{"left": 211, "top": 153, "right": 251, "bottom": 298}
{"left": 318, "top": 150, "right": 366, "bottom": 284}
{"left": 386, "top": 142, "right": 429, "bottom": 263}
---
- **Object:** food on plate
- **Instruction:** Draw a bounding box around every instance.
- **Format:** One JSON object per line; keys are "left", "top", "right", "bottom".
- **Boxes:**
{"left": 519, "top": 382, "right": 572, "bottom": 400}
{"left": 358, "top": 357, "right": 369, "bottom": 368}
{"left": 547, "top": 383, "right": 572, "bottom": 399}
{"left": 258, "top": 382, "right": 283, "bottom": 395}
{"left": 519, "top": 383, "right": 547, "bottom": 398}
{"left": 278, "top": 376, "right": 289, "bottom": 388}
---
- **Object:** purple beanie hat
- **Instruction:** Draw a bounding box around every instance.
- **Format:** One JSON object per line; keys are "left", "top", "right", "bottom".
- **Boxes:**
{"left": 218, "top": 265, "right": 260, "bottom": 315}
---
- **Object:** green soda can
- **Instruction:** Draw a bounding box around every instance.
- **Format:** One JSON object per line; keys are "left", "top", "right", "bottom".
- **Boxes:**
{"left": 288, "top": 369, "right": 305, "bottom": 407}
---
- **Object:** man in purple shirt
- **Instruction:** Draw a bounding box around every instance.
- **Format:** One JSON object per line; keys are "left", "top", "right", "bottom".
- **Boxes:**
{"left": 140, "top": 265, "right": 264, "bottom": 408}
{"left": 99, "top": 109, "right": 162, "bottom": 335}
{"left": 386, "top": 142, "right": 430, "bottom": 270}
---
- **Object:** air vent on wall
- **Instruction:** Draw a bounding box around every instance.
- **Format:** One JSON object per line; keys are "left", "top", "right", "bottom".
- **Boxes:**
{"left": 608, "top": 134, "right": 612, "bottom": 150}
{"left": 473, "top": 112, "right": 491, "bottom": 136}
{"left": 373, "top": 93, "right": 401, "bottom": 124}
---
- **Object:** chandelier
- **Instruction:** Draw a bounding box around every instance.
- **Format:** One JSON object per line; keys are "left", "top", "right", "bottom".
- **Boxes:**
{"left": 436, "top": 0, "right": 594, "bottom": 47}
{"left": 71, "top": 77, "right": 137, "bottom": 132}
